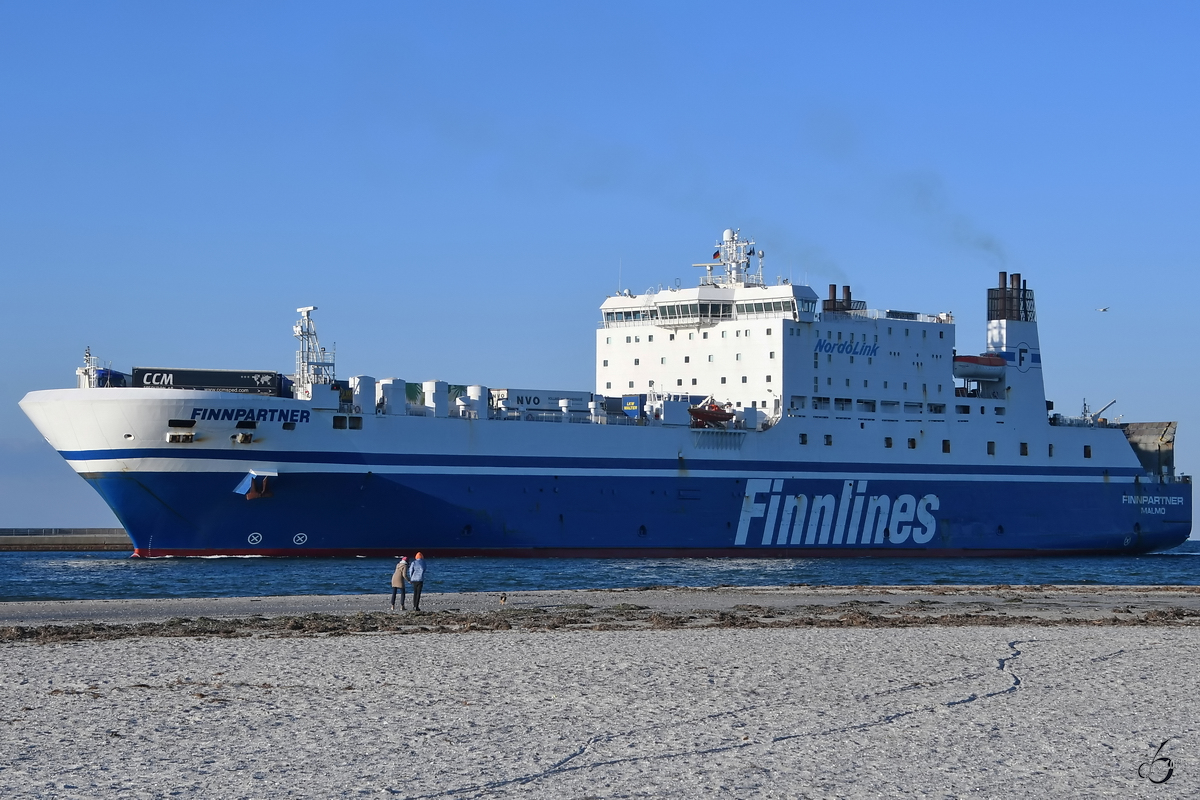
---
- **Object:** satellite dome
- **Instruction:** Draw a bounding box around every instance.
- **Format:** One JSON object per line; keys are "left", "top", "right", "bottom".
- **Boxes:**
{"left": 722, "top": 228, "right": 735, "bottom": 242}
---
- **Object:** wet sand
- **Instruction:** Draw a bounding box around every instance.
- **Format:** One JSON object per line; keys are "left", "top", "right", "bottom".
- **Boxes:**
{"left": 3, "top": 586, "right": 1198, "bottom": 798}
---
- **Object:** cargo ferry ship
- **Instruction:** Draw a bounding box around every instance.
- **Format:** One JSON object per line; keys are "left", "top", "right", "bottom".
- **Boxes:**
{"left": 20, "top": 229, "right": 1192, "bottom": 556}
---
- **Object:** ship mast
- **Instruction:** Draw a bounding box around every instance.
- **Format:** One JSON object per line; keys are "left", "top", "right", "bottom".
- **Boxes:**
{"left": 692, "top": 228, "right": 764, "bottom": 287}
{"left": 293, "top": 306, "right": 336, "bottom": 399}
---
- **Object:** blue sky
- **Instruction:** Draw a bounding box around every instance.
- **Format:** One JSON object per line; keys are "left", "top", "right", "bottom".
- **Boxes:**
{"left": 1, "top": 1, "right": 1198, "bottom": 525}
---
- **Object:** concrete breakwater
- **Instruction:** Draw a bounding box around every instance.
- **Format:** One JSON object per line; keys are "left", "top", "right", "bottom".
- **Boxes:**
{"left": 0, "top": 528, "right": 132, "bottom": 551}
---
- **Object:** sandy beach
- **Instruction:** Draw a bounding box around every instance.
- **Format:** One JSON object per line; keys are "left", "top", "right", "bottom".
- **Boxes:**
{"left": 3, "top": 586, "right": 1198, "bottom": 798}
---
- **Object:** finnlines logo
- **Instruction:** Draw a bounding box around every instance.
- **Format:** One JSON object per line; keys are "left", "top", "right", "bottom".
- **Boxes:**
{"left": 814, "top": 339, "right": 879, "bottom": 357}
{"left": 735, "top": 479, "right": 939, "bottom": 546}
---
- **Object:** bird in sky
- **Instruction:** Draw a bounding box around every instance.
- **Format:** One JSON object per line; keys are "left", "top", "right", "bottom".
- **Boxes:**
{"left": 1096, "top": 307, "right": 1110, "bottom": 312}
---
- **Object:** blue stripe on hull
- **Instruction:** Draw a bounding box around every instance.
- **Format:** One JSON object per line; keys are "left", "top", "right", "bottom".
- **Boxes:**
{"left": 83, "top": 470, "right": 1192, "bottom": 557}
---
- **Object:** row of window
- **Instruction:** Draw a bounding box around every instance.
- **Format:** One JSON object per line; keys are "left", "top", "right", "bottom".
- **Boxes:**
{"left": 604, "top": 301, "right": 796, "bottom": 324}
{"left": 605, "top": 376, "right": 772, "bottom": 390}
{"left": 604, "top": 352, "right": 776, "bottom": 367}
{"left": 796, "top": 397, "right": 949, "bottom": 415}
{"left": 609, "top": 328, "right": 773, "bottom": 344}
{"left": 799, "top": 433, "right": 1092, "bottom": 458}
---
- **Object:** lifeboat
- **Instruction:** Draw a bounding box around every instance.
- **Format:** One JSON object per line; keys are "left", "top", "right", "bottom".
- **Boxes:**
{"left": 688, "top": 401, "right": 735, "bottom": 427}
{"left": 952, "top": 354, "right": 1007, "bottom": 381}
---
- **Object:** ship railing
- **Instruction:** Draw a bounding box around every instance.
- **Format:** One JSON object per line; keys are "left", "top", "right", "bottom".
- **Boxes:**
{"left": 818, "top": 308, "right": 951, "bottom": 324}
{"left": 1049, "top": 414, "right": 1121, "bottom": 428}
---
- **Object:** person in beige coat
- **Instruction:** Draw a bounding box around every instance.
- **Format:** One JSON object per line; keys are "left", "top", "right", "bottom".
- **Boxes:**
{"left": 390, "top": 556, "right": 409, "bottom": 612}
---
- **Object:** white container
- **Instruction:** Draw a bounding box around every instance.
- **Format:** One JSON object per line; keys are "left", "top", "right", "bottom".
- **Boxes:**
{"left": 490, "top": 388, "right": 591, "bottom": 411}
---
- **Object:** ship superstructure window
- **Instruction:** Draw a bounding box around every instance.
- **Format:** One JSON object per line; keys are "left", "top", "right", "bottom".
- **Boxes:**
{"left": 605, "top": 382, "right": 611, "bottom": 389}
{"left": 741, "top": 376, "right": 747, "bottom": 383}
{"left": 603, "top": 360, "right": 609, "bottom": 367}
{"left": 942, "top": 440, "right": 951, "bottom": 453}
{"left": 633, "top": 359, "right": 640, "bottom": 365}
{"left": 994, "top": 407, "right": 1006, "bottom": 416}
{"left": 656, "top": 302, "right": 733, "bottom": 321}
{"left": 720, "top": 377, "right": 726, "bottom": 384}
{"left": 956, "top": 405, "right": 971, "bottom": 414}
{"left": 812, "top": 397, "right": 830, "bottom": 410}
{"left": 834, "top": 398, "right": 852, "bottom": 411}
{"left": 282, "top": 421, "right": 296, "bottom": 431}
{"left": 684, "top": 356, "right": 690, "bottom": 363}
{"left": 987, "top": 441, "right": 996, "bottom": 455}
{"left": 708, "top": 355, "right": 714, "bottom": 362}
{"left": 1084, "top": 445, "right": 1092, "bottom": 458}
{"left": 857, "top": 400, "right": 876, "bottom": 413}
{"left": 824, "top": 434, "right": 833, "bottom": 446}
{"left": 907, "top": 438, "right": 917, "bottom": 449}
{"left": 626, "top": 336, "right": 631, "bottom": 343}
{"left": 1049, "top": 444, "right": 1055, "bottom": 457}
{"left": 349, "top": 416, "right": 363, "bottom": 430}
{"left": 1020, "top": 442, "right": 1028, "bottom": 456}
{"left": 928, "top": 404, "right": 946, "bottom": 414}
{"left": 735, "top": 300, "right": 795, "bottom": 315}
{"left": 677, "top": 379, "right": 683, "bottom": 386}
{"left": 766, "top": 375, "right": 772, "bottom": 383}
{"left": 333, "top": 416, "right": 347, "bottom": 429}
{"left": 799, "top": 433, "right": 808, "bottom": 445}
{"left": 628, "top": 381, "right": 634, "bottom": 388}
{"left": 885, "top": 437, "right": 893, "bottom": 448}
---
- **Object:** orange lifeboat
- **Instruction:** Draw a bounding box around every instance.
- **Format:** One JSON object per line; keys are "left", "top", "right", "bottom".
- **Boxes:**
{"left": 688, "top": 402, "right": 735, "bottom": 427}
{"left": 952, "top": 354, "right": 1007, "bottom": 380}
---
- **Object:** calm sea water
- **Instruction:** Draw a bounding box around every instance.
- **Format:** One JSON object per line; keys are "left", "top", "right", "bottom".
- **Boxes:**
{"left": 1, "top": 540, "right": 1197, "bottom": 602}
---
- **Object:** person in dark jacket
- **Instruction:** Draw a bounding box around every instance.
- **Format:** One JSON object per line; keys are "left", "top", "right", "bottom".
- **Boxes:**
{"left": 408, "top": 552, "right": 427, "bottom": 611}
{"left": 390, "top": 556, "right": 408, "bottom": 612}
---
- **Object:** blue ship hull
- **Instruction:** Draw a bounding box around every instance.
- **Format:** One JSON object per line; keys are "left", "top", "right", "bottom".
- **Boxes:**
{"left": 83, "top": 460, "right": 1191, "bottom": 557}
